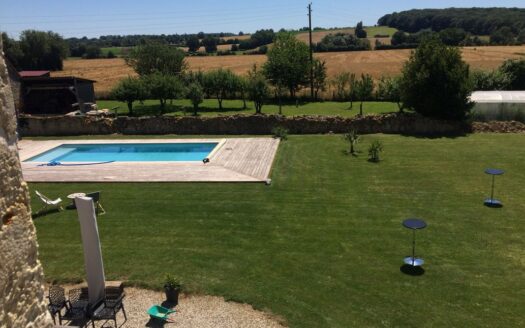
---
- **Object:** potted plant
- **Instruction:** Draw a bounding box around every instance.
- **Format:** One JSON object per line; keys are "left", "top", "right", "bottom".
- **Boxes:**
{"left": 164, "top": 274, "right": 181, "bottom": 305}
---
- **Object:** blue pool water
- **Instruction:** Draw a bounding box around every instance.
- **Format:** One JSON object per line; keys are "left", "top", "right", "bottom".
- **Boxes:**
{"left": 26, "top": 143, "right": 218, "bottom": 162}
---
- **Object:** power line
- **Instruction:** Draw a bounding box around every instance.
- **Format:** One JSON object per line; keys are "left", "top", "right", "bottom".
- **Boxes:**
{"left": 5, "top": 13, "right": 306, "bottom": 35}
{"left": 1, "top": 8, "right": 304, "bottom": 25}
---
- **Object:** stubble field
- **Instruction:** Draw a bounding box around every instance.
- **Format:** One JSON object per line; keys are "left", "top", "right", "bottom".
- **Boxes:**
{"left": 53, "top": 46, "right": 525, "bottom": 95}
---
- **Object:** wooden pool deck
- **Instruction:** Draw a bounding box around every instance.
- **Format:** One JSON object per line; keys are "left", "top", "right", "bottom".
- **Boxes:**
{"left": 19, "top": 138, "right": 280, "bottom": 183}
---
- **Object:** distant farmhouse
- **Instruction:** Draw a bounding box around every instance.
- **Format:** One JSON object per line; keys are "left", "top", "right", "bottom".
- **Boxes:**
{"left": 6, "top": 62, "right": 96, "bottom": 115}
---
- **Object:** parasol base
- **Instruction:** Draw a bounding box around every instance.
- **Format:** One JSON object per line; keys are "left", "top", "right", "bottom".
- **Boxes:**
{"left": 404, "top": 256, "right": 424, "bottom": 267}
{"left": 484, "top": 198, "right": 502, "bottom": 208}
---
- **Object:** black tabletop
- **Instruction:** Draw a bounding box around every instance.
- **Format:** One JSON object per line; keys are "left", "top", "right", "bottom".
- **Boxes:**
{"left": 403, "top": 218, "right": 427, "bottom": 230}
{"left": 485, "top": 168, "right": 504, "bottom": 175}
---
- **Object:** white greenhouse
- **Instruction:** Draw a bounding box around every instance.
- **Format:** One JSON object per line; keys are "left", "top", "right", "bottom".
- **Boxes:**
{"left": 470, "top": 91, "right": 525, "bottom": 121}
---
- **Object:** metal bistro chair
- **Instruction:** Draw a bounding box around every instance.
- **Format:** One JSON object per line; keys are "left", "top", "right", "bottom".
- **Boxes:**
{"left": 60, "top": 288, "right": 89, "bottom": 325}
{"left": 90, "top": 293, "right": 127, "bottom": 328}
{"left": 85, "top": 191, "right": 106, "bottom": 215}
{"left": 47, "top": 285, "right": 67, "bottom": 325}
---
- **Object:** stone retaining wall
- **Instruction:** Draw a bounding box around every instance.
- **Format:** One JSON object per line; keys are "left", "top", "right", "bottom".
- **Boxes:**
{"left": 18, "top": 113, "right": 472, "bottom": 136}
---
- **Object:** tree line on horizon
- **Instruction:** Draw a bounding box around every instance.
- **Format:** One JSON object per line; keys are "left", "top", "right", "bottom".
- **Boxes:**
{"left": 378, "top": 8, "right": 525, "bottom": 39}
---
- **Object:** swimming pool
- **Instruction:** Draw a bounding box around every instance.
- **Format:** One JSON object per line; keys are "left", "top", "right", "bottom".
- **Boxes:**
{"left": 25, "top": 143, "right": 219, "bottom": 162}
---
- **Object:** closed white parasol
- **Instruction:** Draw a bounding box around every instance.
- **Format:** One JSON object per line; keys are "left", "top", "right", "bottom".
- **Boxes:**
{"left": 75, "top": 196, "right": 106, "bottom": 306}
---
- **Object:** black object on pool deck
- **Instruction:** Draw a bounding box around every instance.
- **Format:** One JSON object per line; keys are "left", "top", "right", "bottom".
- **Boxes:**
{"left": 484, "top": 168, "right": 504, "bottom": 208}
{"left": 402, "top": 218, "right": 427, "bottom": 267}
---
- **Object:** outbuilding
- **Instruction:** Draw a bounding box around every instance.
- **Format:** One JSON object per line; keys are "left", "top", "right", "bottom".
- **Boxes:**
{"left": 20, "top": 76, "right": 96, "bottom": 115}
{"left": 470, "top": 91, "right": 525, "bottom": 121}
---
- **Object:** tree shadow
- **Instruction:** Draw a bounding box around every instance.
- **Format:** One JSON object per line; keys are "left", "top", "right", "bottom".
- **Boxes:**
{"left": 399, "top": 131, "right": 469, "bottom": 139}
{"left": 192, "top": 105, "right": 248, "bottom": 114}
{"left": 400, "top": 264, "right": 425, "bottom": 276}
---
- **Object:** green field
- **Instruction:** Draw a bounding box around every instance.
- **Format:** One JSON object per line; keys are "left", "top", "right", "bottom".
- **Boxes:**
{"left": 97, "top": 99, "right": 398, "bottom": 117}
{"left": 100, "top": 46, "right": 130, "bottom": 57}
{"left": 365, "top": 26, "right": 398, "bottom": 37}
{"left": 31, "top": 134, "right": 525, "bottom": 327}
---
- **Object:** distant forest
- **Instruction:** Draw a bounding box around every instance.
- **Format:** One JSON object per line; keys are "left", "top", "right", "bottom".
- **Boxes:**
{"left": 378, "top": 8, "right": 525, "bottom": 35}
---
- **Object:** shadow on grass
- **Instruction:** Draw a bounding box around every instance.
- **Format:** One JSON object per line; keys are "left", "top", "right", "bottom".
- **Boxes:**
{"left": 400, "top": 264, "right": 425, "bottom": 276}
{"left": 399, "top": 131, "right": 469, "bottom": 139}
{"left": 32, "top": 208, "right": 61, "bottom": 219}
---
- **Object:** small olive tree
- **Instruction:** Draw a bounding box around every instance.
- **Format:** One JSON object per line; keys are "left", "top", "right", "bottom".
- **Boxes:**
{"left": 202, "top": 69, "right": 239, "bottom": 110}
{"left": 343, "top": 130, "right": 360, "bottom": 155}
{"left": 247, "top": 65, "right": 269, "bottom": 114}
{"left": 376, "top": 76, "right": 404, "bottom": 113}
{"left": 312, "top": 59, "right": 327, "bottom": 101}
{"left": 355, "top": 74, "right": 374, "bottom": 116}
{"left": 187, "top": 82, "right": 204, "bottom": 116}
{"left": 110, "top": 76, "right": 147, "bottom": 116}
{"left": 143, "top": 73, "right": 185, "bottom": 115}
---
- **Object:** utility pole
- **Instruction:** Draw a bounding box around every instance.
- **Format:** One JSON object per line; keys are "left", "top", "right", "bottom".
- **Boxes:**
{"left": 308, "top": 2, "right": 314, "bottom": 100}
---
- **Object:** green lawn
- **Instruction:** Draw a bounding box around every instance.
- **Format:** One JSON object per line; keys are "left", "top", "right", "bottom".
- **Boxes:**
{"left": 97, "top": 99, "right": 398, "bottom": 117}
{"left": 30, "top": 134, "right": 525, "bottom": 327}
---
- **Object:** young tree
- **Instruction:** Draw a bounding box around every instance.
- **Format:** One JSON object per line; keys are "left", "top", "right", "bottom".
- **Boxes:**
{"left": 354, "top": 74, "right": 374, "bottom": 116}
{"left": 110, "top": 77, "right": 147, "bottom": 116}
{"left": 355, "top": 21, "right": 367, "bottom": 38}
{"left": 348, "top": 73, "right": 357, "bottom": 109}
{"left": 247, "top": 65, "right": 269, "bottom": 114}
{"left": 312, "top": 59, "right": 327, "bottom": 101}
{"left": 400, "top": 36, "right": 473, "bottom": 120}
{"left": 263, "top": 32, "right": 310, "bottom": 98}
{"left": 187, "top": 36, "right": 201, "bottom": 52}
{"left": 343, "top": 130, "right": 360, "bottom": 155}
{"left": 143, "top": 73, "right": 185, "bottom": 115}
{"left": 202, "top": 69, "right": 239, "bottom": 110}
{"left": 187, "top": 82, "right": 204, "bottom": 116}
{"left": 376, "top": 76, "right": 404, "bottom": 112}
{"left": 331, "top": 72, "right": 350, "bottom": 101}
{"left": 126, "top": 42, "right": 187, "bottom": 76}
{"left": 237, "top": 76, "right": 249, "bottom": 109}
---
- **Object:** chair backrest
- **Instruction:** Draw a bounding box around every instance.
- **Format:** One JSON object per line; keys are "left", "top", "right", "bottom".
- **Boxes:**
{"left": 69, "top": 288, "right": 82, "bottom": 304}
{"left": 85, "top": 191, "right": 100, "bottom": 203}
{"left": 48, "top": 285, "right": 66, "bottom": 306}
{"left": 35, "top": 190, "right": 50, "bottom": 202}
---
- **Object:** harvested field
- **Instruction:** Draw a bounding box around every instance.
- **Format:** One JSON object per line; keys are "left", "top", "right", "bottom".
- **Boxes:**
{"left": 295, "top": 28, "right": 355, "bottom": 44}
{"left": 53, "top": 46, "right": 525, "bottom": 95}
{"left": 221, "top": 34, "right": 251, "bottom": 41}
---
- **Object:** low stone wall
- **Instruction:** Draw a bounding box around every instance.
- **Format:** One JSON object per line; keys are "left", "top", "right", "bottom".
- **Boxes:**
{"left": 18, "top": 113, "right": 471, "bottom": 136}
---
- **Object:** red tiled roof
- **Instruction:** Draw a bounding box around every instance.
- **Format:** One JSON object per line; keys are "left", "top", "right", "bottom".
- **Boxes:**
{"left": 19, "top": 71, "right": 50, "bottom": 77}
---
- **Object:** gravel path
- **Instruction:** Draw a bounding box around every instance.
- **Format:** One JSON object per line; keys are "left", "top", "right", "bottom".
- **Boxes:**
{"left": 54, "top": 286, "right": 285, "bottom": 328}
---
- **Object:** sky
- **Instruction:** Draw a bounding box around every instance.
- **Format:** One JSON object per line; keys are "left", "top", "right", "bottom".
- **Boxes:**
{"left": 0, "top": 0, "right": 523, "bottom": 39}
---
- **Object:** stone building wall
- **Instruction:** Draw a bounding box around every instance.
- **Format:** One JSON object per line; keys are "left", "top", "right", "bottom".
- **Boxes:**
{"left": 0, "top": 38, "right": 53, "bottom": 327}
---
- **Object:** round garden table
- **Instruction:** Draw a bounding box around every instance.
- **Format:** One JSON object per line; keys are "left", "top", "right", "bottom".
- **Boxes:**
{"left": 67, "top": 192, "right": 86, "bottom": 209}
{"left": 484, "top": 168, "right": 504, "bottom": 207}
{"left": 402, "top": 218, "right": 427, "bottom": 267}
